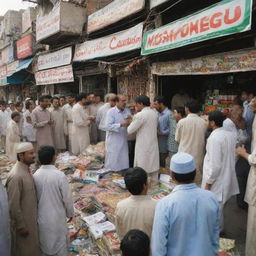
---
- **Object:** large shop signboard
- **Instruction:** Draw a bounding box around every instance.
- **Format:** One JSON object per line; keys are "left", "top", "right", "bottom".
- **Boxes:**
{"left": 87, "top": 0, "right": 145, "bottom": 33}
{"left": 35, "top": 65, "right": 74, "bottom": 85}
{"left": 0, "top": 65, "right": 7, "bottom": 79}
{"left": 38, "top": 47, "right": 72, "bottom": 71}
{"left": 17, "top": 35, "right": 33, "bottom": 59}
{"left": 151, "top": 48, "right": 256, "bottom": 75}
{"left": 142, "top": 0, "right": 252, "bottom": 55}
{"left": 74, "top": 23, "right": 143, "bottom": 61}
{"left": 36, "top": 4, "right": 60, "bottom": 42}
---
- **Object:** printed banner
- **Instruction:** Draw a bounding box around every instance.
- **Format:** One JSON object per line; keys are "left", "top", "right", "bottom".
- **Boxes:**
{"left": 0, "top": 65, "right": 7, "bottom": 79}
{"left": 35, "top": 65, "right": 74, "bottom": 85}
{"left": 74, "top": 23, "right": 143, "bottom": 61}
{"left": 150, "top": 0, "right": 169, "bottom": 9}
{"left": 36, "top": 4, "right": 60, "bottom": 41}
{"left": 17, "top": 34, "right": 33, "bottom": 59}
{"left": 88, "top": 0, "right": 145, "bottom": 33}
{"left": 7, "top": 61, "right": 19, "bottom": 77}
{"left": 38, "top": 47, "right": 72, "bottom": 71}
{"left": 1, "top": 45, "right": 14, "bottom": 64}
{"left": 142, "top": 0, "right": 252, "bottom": 55}
{"left": 151, "top": 48, "right": 256, "bottom": 75}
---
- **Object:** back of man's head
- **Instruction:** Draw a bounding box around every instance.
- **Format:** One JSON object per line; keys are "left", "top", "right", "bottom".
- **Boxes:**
{"left": 185, "top": 99, "right": 201, "bottom": 113}
{"left": 124, "top": 167, "right": 147, "bottom": 195}
{"left": 120, "top": 229, "right": 150, "bottom": 256}
{"left": 38, "top": 146, "right": 55, "bottom": 165}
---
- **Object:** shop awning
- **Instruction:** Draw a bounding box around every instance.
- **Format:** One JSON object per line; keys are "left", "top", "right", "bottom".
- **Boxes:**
{"left": 15, "top": 58, "right": 33, "bottom": 73}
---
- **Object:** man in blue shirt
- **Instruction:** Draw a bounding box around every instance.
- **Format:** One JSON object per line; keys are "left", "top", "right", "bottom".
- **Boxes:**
{"left": 153, "top": 96, "right": 172, "bottom": 168}
{"left": 151, "top": 152, "right": 220, "bottom": 256}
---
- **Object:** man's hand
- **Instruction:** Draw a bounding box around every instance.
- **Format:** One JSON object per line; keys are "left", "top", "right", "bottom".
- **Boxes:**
{"left": 120, "top": 121, "right": 131, "bottom": 127}
{"left": 87, "top": 116, "right": 95, "bottom": 121}
{"left": 236, "top": 146, "right": 246, "bottom": 156}
{"left": 18, "top": 228, "right": 29, "bottom": 237}
{"left": 205, "top": 183, "right": 212, "bottom": 191}
{"left": 48, "top": 120, "right": 54, "bottom": 125}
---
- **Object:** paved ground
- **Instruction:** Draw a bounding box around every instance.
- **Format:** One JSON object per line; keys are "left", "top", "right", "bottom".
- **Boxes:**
{"left": 224, "top": 197, "right": 247, "bottom": 256}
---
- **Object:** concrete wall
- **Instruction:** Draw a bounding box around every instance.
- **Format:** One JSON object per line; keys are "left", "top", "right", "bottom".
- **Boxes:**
{"left": 87, "top": 0, "right": 114, "bottom": 15}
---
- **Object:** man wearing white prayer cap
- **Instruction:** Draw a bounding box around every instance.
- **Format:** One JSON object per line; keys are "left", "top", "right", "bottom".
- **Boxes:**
{"left": 6, "top": 142, "right": 40, "bottom": 256}
{"left": 152, "top": 152, "right": 220, "bottom": 256}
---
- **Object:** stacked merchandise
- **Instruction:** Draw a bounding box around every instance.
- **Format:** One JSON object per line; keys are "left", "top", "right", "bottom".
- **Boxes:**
{"left": 0, "top": 154, "right": 14, "bottom": 184}
{"left": 203, "top": 90, "right": 236, "bottom": 115}
{"left": 218, "top": 238, "right": 240, "bottom": 256}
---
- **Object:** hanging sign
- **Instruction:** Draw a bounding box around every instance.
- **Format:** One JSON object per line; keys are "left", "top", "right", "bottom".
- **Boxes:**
{"left": 35, "top": 65, "right": 74, "bottom": 85}
{"left": 88, "top": 0, "right": 145, "bottom": 33}
{"left": 36, "top": 4, "right": 60, "bottom": 42}
{"left": 17, "top": 35, "right": 33, "bottom": 59}
{"left": 74, "top": 23, "right": 143, "bottom": 61}
{"left": 150, "top": 0, "right": 169, "bottom": 9}
{"left": 142, "top": 0, "right": 252, "bottom": 55}
{"left": 0, "top": 65, "right": 7, "bottom": 79}
{"left": 38, "top": 47, "right": 72, "bottom": 71}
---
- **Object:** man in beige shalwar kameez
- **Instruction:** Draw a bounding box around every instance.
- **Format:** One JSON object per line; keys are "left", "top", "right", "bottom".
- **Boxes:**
{"left": 50, "top": 97, "right": 66, "bottom": 153}
{"left": 175, "top": 99, "right": 207, "bottom": 184}
{"left": 6, "top": 142, "right": 40, "bottom": 256}
{"left": 72, "top": 93, "right": 91, "bottom": 156}
{"left": 32, "top": 95, "right": 54, "bottom": 151}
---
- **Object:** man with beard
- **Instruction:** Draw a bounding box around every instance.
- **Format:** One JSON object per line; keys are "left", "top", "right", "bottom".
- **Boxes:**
{"left": 6, "top": 142, "right": 40, "bottom": 256}
{"left": 71, "top": 93, "right": 92, "bottom": 155}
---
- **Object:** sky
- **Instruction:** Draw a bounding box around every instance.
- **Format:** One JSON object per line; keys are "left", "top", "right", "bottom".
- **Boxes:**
{"left": 0, "top": 0, "right": 36, "bottom": 16}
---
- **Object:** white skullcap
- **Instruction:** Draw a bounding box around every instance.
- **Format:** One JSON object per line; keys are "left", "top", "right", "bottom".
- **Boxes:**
{"left": 170, "top": 152, "right": 196, "bottom": 174}
{"left": 16, "top": 142, "right": 34, "bottom": 154}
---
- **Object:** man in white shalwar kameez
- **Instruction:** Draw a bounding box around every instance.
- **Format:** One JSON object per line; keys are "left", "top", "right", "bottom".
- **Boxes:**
{"left": 128, "top": 96, "right": 159, "bottom": 179}
{"left": 202, "top": 111, "right": 239, "bottom": 230}
{"left": 0, "top": 102, "right": 11, "bottom": 152}
{"left": 6, "top": 112, "right": 21, "bottom": 162}
{"left": 0, "top": 180, "right": 11, "bottom": 256}
{"left": 105, "top": 95, "right": 131, "bottom": 171}
{"left": 63, "top": 94, "right": 75, "bottom": 152}
{"left": 71, "top": 93, "right": 91, "bottom": 156}
{"left": 50, "top": 97, "right": 66, "bottom": 153}
{"left": 34, "top": 146, "right": 74, "bottom": 256}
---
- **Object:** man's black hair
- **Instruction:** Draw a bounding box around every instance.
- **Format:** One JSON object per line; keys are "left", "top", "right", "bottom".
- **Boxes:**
{"left": 153, "top": 96, "right": 167, "bottom": 106}
{"left": 25, "top": 102, "right": 32, "bottom": 110}
{"left": 208, "top": 110, "right": 226, "bottom": 128}
{"left": 11, "top": 111, "right": 20, "bottom": 119}
{"left": 185, "top": 99, "right": 201, "bottom": 113}
{"left": 172, "top": 170, "right": 196, "bottom": 184}
{"left": 174, "top": 106, "right": 186, "bottom": 117}
{"left": 76, "top": 93, "right": 88, "bottom": 102}
{"left": 38, "top": 146, "right": 55, "bottom": 165}
{"left": 120, "top": 229, "right": 150, "bottom": 256}
{"left": 39, "top": 95, "right": 49, "bottom": 103}
{"left": 51, "top": 96, "right": 59, "bottom": 103}
{"left": 15, "top": 102, "right": 23, "bottom": 108}
{"left": 124, "top": 167, "right": 147, "bottom": 195}
{"left": 59, "top": 95, "right": 66, "bottom": 99}
{"left": 135, "top": 95, "right": 150, "bottom": 107}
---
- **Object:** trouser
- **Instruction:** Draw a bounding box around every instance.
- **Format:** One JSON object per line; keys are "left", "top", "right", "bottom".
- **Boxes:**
{"left": 128, "top": 140, "right": 135, "bottom": 168}
{"left": 99, "top": 130, "right": 106, "bottom": 142}
{"left": 219, "top": 201, "right": 225, "bottom": 232}
{"left": 246, "top": 204, "right": 256, "bottom": 256}
{"left": 41, "top": 244, "right": 68, "bottom": 256}
{"left": 159, "top": 152, "right": 168, "bottom": 168}
{"left": 236, "top": 157, "right": 250, "bottom": 208}
{"left": 0, "top": 135, "right": 6, "bottom": 152}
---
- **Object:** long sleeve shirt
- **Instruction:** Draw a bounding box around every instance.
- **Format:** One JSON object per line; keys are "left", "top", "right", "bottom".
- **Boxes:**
{"left": 151, "top": 184, "right": 220, "bottom": 256}
{"left": 167, "top": 115, "right": 179, "bottom": 153}
{"left": 158, "top": 108, "right": 171, "bottom": 153}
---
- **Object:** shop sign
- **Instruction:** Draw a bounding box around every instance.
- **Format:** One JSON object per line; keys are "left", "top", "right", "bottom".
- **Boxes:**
{"left": 0, "top": 65, "right": 7, "bottom": 79}
{"left": 88, "top": 0, "right": 145, "bottom": 33}
{"left": 1, "top": 45, "right": 14, "bottom": 64}
{"left": 142, "top": 0, "right": 252, "bottom": 55}
{"left": 151, "top": 48, "right": 256, "bottom": 75}
{"left": 22, "top": 8, "right": 32, "bottom": 33}
{"left": 7, "top": 61, "right": 19, "bottom": 77}
{"left": 74, "top": 23, "right": 143, "bottom": 61}
{"left": 35, "top": 65, "right": 74, "bottom": 85}
{"left": 36, "top": 4, "right": 60, "bottom": 42}
{"left": 38, "top": 47, "right": 72, "bottom": 71}
{"left": 17, "top": 35, "right": 33, "bottom": 59}
{"left": 150, "top": 0, "right": 169, "bottom": 9}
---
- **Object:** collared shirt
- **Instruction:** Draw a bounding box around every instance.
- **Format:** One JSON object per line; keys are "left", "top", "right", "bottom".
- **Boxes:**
{"left": 167, "top": 115, "right": 178, "bottom": 153}
{"left": 152, "top": 183, "right": 220, "bottom": 256}
{"left": 115, "top": 195, "right": 157, "bottom": 239}
{"left": 243, "top": 100, "right": 255, "bottom": 140}
{"left": 158, "top": 108, "right": 172, "bottom": 153}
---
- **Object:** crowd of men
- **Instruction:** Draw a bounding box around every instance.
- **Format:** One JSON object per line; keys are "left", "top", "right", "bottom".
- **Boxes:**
{"left": 0, "top": 90, "right": 256, "bottom": 256}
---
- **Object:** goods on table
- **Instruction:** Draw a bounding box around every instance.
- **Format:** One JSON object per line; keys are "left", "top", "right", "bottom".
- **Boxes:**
{"left": 0, "top": 154, "right": 14, "bottom": 184}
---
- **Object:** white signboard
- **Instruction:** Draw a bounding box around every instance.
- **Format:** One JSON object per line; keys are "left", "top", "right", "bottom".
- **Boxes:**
{"left": 0, "top": 65, "right": 7, "bottom": 79}
{"left": 7, "top": 61, "right": 19, "bottom": 77}
{"left": 88, "top": 0, "right": 145, "bottom": 33}
{"left": 38, "top": 47, "right": 72, "bottom": 71}
{"left": 22, "top": 9, "right": 32, "bottom": 33}
{"left": 150, "top": 0, "right": 169, "bottom": 9}
{"left": 36, "top": 4, "right": 60, "bottom": 42}
{"left": 35, "top": 65, "right": 74, "bottom": 85}
{"left": 74, "top": 23, "right": 143, "bottom": 61}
